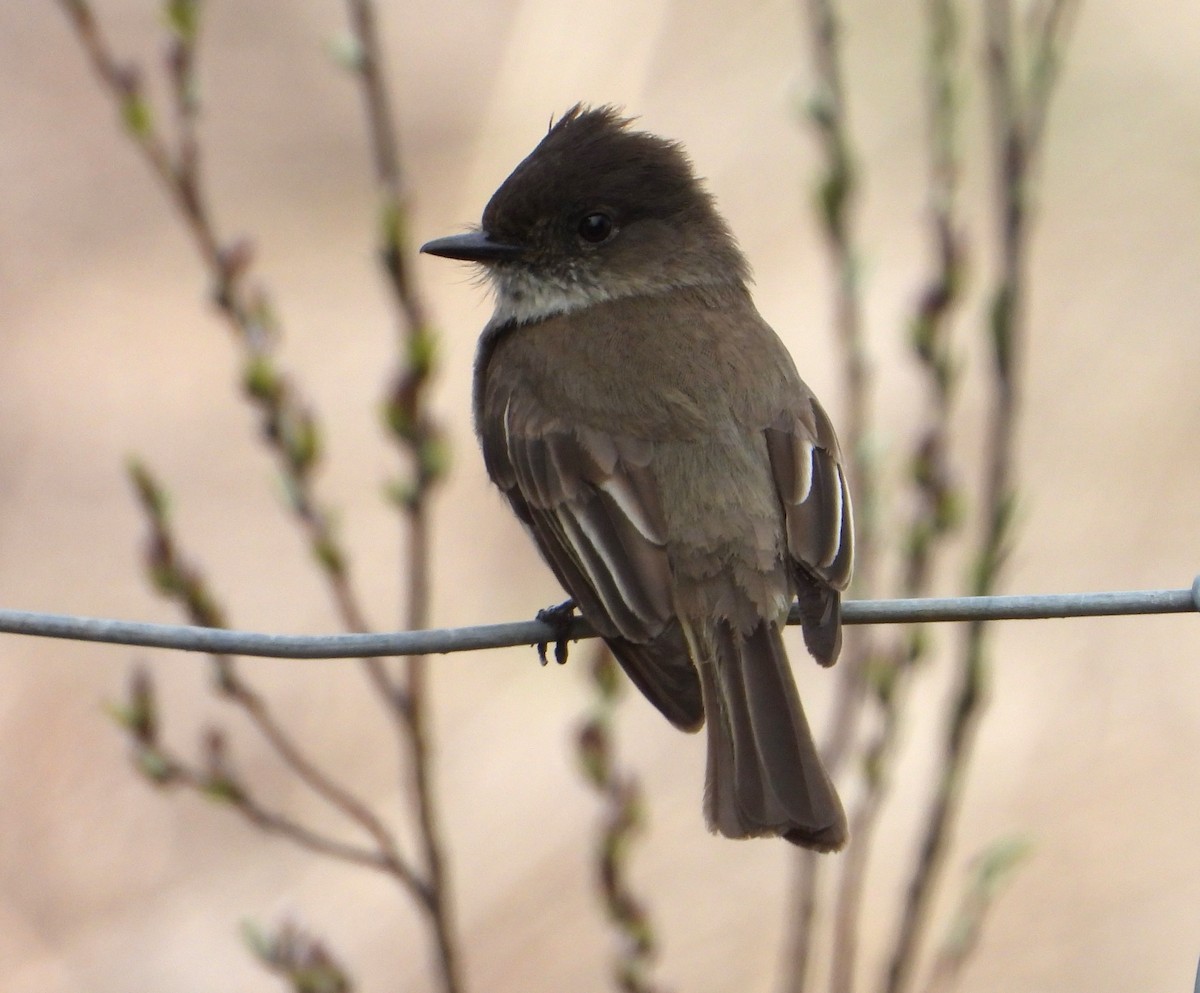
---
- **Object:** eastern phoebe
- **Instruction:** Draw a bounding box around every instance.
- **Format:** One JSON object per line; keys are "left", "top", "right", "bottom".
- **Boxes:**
{"left": 421, "top": 105, "right": 853, "bottom": 850}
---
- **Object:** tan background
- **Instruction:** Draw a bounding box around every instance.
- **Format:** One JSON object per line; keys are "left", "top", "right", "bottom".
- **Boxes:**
{"left": 2, "top": 2, "right": 1198, "bottom": 991}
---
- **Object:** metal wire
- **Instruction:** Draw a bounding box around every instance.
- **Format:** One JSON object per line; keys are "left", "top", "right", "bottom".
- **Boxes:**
{"left": 0, "top": 577, "right": 1196, "bottom": 660}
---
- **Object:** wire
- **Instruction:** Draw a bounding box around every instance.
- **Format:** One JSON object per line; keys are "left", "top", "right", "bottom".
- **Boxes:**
{"left": 1, "top": 578, "right": 1196, "bottom": 660}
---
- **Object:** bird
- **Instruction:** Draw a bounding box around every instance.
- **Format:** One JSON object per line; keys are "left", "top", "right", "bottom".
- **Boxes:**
{"left": 421, "top": 104, "right": 853, "bottom": 850}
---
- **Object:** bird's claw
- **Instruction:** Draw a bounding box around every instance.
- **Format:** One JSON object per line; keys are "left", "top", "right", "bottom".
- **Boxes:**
{"left": 535, "top": 598, "right": 577, "bottom": 665}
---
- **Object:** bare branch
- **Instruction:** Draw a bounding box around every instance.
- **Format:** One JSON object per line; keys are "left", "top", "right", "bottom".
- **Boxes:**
{"left": 246, "top": 918, "right": 356, "bottom": 993}
{"left": 57, "top": 0, "right": 393, "bottom": 707}
{"left": 922, "top": 837, "right": 1032, "bottom": 993}
{"left": 799, "top": 0, "right": 879, "bottom": 772}
{"left": 883, "top": 4, "right": 1078, "bottom": 991}
{"left": 56, "top": 4, "right": 461, "bottom": 987}
{"left": 577, "top": 644, "right": 669, "bottom": 993}
{"left": 829, "top": 0, "right": 966, "bottom": 987}
{"left": 788, "top": 0, "right": 875, "bottom": 983}
{"left": 110, "top": 672, "right": 394, "bottom": 875}
{"left": 127, "top": 462, "right": 426, "bottom": 897}
{"left": 340, "top": 3, "right": 459, "bottom": 990}
{"left": 220, "top": 670, "right": 426, "bottom": 895}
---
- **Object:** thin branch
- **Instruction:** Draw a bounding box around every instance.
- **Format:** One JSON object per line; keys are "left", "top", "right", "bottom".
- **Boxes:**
{"left": 112, "top": 671, "right": 393, "bottom": 874}
{"left": 56, "top": 0, "right": 398, "bottom": 714}
{"left": 830, "top": 0, "right": 966, "bottom": 987}
{"left": 577, "top": 644, "right": 668, "bottom": 993}
{"left": 57, "top": 5, "right": 462, "bottom": 987}
{"left": 789, "top": 0, "right": 876, "bottom": 983}
{"left": 246, "top": 919, "right": 355, "bottom": 993}
{"left": 344, "top": 0, "right": 430, "bottom": 337}
{"left": 799, "top": 0, "right": 878, "bottom": 774}
{"left": 220, "top": 670, "right": 425, "bottom": 894}
{"left": 208, "top": 773, "right": 398, "bottom": 872}
{"left": 1024, "top": 0, "right": 1082, "bottom": 155}
{"left": 922, "top": 837, "right": 1031, "bottom": 993}
{"left": 129, "top": 461, "right": 426, "bottom": 897}
{"left": 341, "top": 3, "right": 459, "bottom": 991}
{"left": 883, "top": 5, "right": 1078, "bottom": 992}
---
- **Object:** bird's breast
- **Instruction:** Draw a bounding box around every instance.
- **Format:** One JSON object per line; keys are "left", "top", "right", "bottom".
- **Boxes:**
{"left": 479, "top": 285, "right": 792, "bottom": 442}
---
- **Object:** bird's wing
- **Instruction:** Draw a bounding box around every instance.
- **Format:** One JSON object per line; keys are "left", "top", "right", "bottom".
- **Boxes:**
{"left": 481, "top": 386, "right": 703, "bottom": 730}
{"left": 763, "top": 398, "right": 854, "bottom": 665}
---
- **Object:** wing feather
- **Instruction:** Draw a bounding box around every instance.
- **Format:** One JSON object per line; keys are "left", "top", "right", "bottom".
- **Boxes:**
{"left": 484, "top": 383, "right": 703, "bottom": 729}
{"left": 764, "top": 398, "right": 855, "bottom": 666}
{"left": 765, "top": 401, "right": 854, "bottom": 591}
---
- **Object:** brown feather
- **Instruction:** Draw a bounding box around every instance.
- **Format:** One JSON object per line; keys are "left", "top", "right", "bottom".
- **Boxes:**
{"left": 483, "top": 371, "right": 705, "bottom": 729}
{"left": 695, "top": 619, "right": 847, "bottom": 849}
{"left": 451, "top": 106, "right": 856, "bottom": 845}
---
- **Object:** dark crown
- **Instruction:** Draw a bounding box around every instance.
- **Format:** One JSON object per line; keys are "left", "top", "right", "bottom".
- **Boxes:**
{"left": 483, "top": 105, "right": 719, "bottom": 243}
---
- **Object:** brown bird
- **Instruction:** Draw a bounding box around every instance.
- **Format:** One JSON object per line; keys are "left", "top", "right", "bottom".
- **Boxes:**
{"left": 422, "top": 105, "right": 853, "bottom": 849}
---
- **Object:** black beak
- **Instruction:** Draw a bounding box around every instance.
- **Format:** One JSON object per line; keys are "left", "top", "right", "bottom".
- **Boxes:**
{"left": 419, "top": 231, "right": 525, "bottom": 262}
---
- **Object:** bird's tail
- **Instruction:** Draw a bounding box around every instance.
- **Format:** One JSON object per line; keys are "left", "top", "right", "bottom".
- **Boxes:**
{"left": 694, "top": 619, "right": 847, "bottom": 851}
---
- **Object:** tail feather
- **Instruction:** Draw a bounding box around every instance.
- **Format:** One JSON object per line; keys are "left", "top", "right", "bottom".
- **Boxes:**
{"left": 697, "top": 620, "right": 847, "bottom": 851}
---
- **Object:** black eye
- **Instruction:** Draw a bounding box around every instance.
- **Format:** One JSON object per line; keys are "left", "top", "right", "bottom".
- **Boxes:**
{"left": 577, "top": 211, "right": 615, "bottom": 244}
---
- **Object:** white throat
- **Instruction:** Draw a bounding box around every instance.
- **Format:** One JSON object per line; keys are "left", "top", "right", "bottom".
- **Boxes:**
{"left": 488, "top": 266, "right": 619, "bottom": 326}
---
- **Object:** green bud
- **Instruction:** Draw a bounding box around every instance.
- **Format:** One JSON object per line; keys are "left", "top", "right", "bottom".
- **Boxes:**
{"left": 379, "top": 198, "right": 403, "bottom": 254}
{"left": 163, "top": 0, "right": 201, "bottom": 42}
{"left": 120, "top": 93, "right": 154, "bottom": 139}
{"left": 286, "top": 412, "right": 321, "bottom": 477}
{"left": 384, "top": 476, "right": 417, "bottom": 511}
{"left": 243, "top": 355, "right": 281, "bottom": 404}
{"left": 576, "top": 720, "right": 609, "bottom": 786}
{"left": 327, "top": 32, "right": 364, "bottom": 72}
{"left": 407, "top": 325, "right": 438, "bottom": 378}
{"left": 312, "top": 531, "right": 345, "bottom": 576}
{"left": 136, "top": 745, "right": 173, "bottom": 784}
{"left": 126, "top": 457, "right": 169, "bottom": 519}
{"left": 419, "top": 433, "right": 450, "bottom": 484}
{"left": 202, "top": 774, "right": 243, "bottom": 804}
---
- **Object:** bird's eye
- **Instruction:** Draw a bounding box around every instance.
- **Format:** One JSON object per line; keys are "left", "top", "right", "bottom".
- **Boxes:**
{"left": 577, "top": 211, "right": 615, "bottom": 244}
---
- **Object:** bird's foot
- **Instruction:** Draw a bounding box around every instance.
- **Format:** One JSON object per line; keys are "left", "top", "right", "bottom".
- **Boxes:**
{"left": 535, "top": 598, "right": 577, "bottom": 666}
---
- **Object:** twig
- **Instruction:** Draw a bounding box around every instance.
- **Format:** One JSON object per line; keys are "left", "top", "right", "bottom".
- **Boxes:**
{"left": 56, "top": 0, "right": 396, "bottom": 708}
{"left": 341, "top": 3, "right": 459, "bottom": 991}
{"left": 829, "top": 0, "right": 966, "bottom": 988}
{"left": 246, "top": 919, "right": 355, "bottom": 993}
{"left": 577, "top": 644, "right": 668, "bottom": 993}
{"left": 201, "top": 763, "right": 396, "bottom": 872}
{"left": 789, "top": 0, "right": 875, "bottom": 985}
{"left": 1024, "top": 0, "right": 1082, "bottom": 156}
{"left": 59, "top": 3, "right": 458, "bottom": 988}
{"left": 221, "top": 673, "right": 424, "bottom": 891}
{"left": 129, "top": 462, "right": 426, "bottom": 897}
{"left": 111, "top": 668, "right": 393, "bottom": 874}
{"left": 799, "top": 0, "right": 878, "bottom": 774}
{"left": 883, "top": 5, "right": 1079, "bottom": 992}
{"left": 922, "top": 837, "right": 1031, "bottom": 993}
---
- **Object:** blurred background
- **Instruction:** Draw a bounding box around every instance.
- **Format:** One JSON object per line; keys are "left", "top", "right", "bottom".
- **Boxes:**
{"left": 1, "top": 1, "right": 1198, "bottom": 991}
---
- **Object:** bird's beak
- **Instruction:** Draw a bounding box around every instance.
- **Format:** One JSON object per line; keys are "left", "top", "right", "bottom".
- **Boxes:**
{"left": 419, "top": 231, "right": 525, "bottom": 262}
